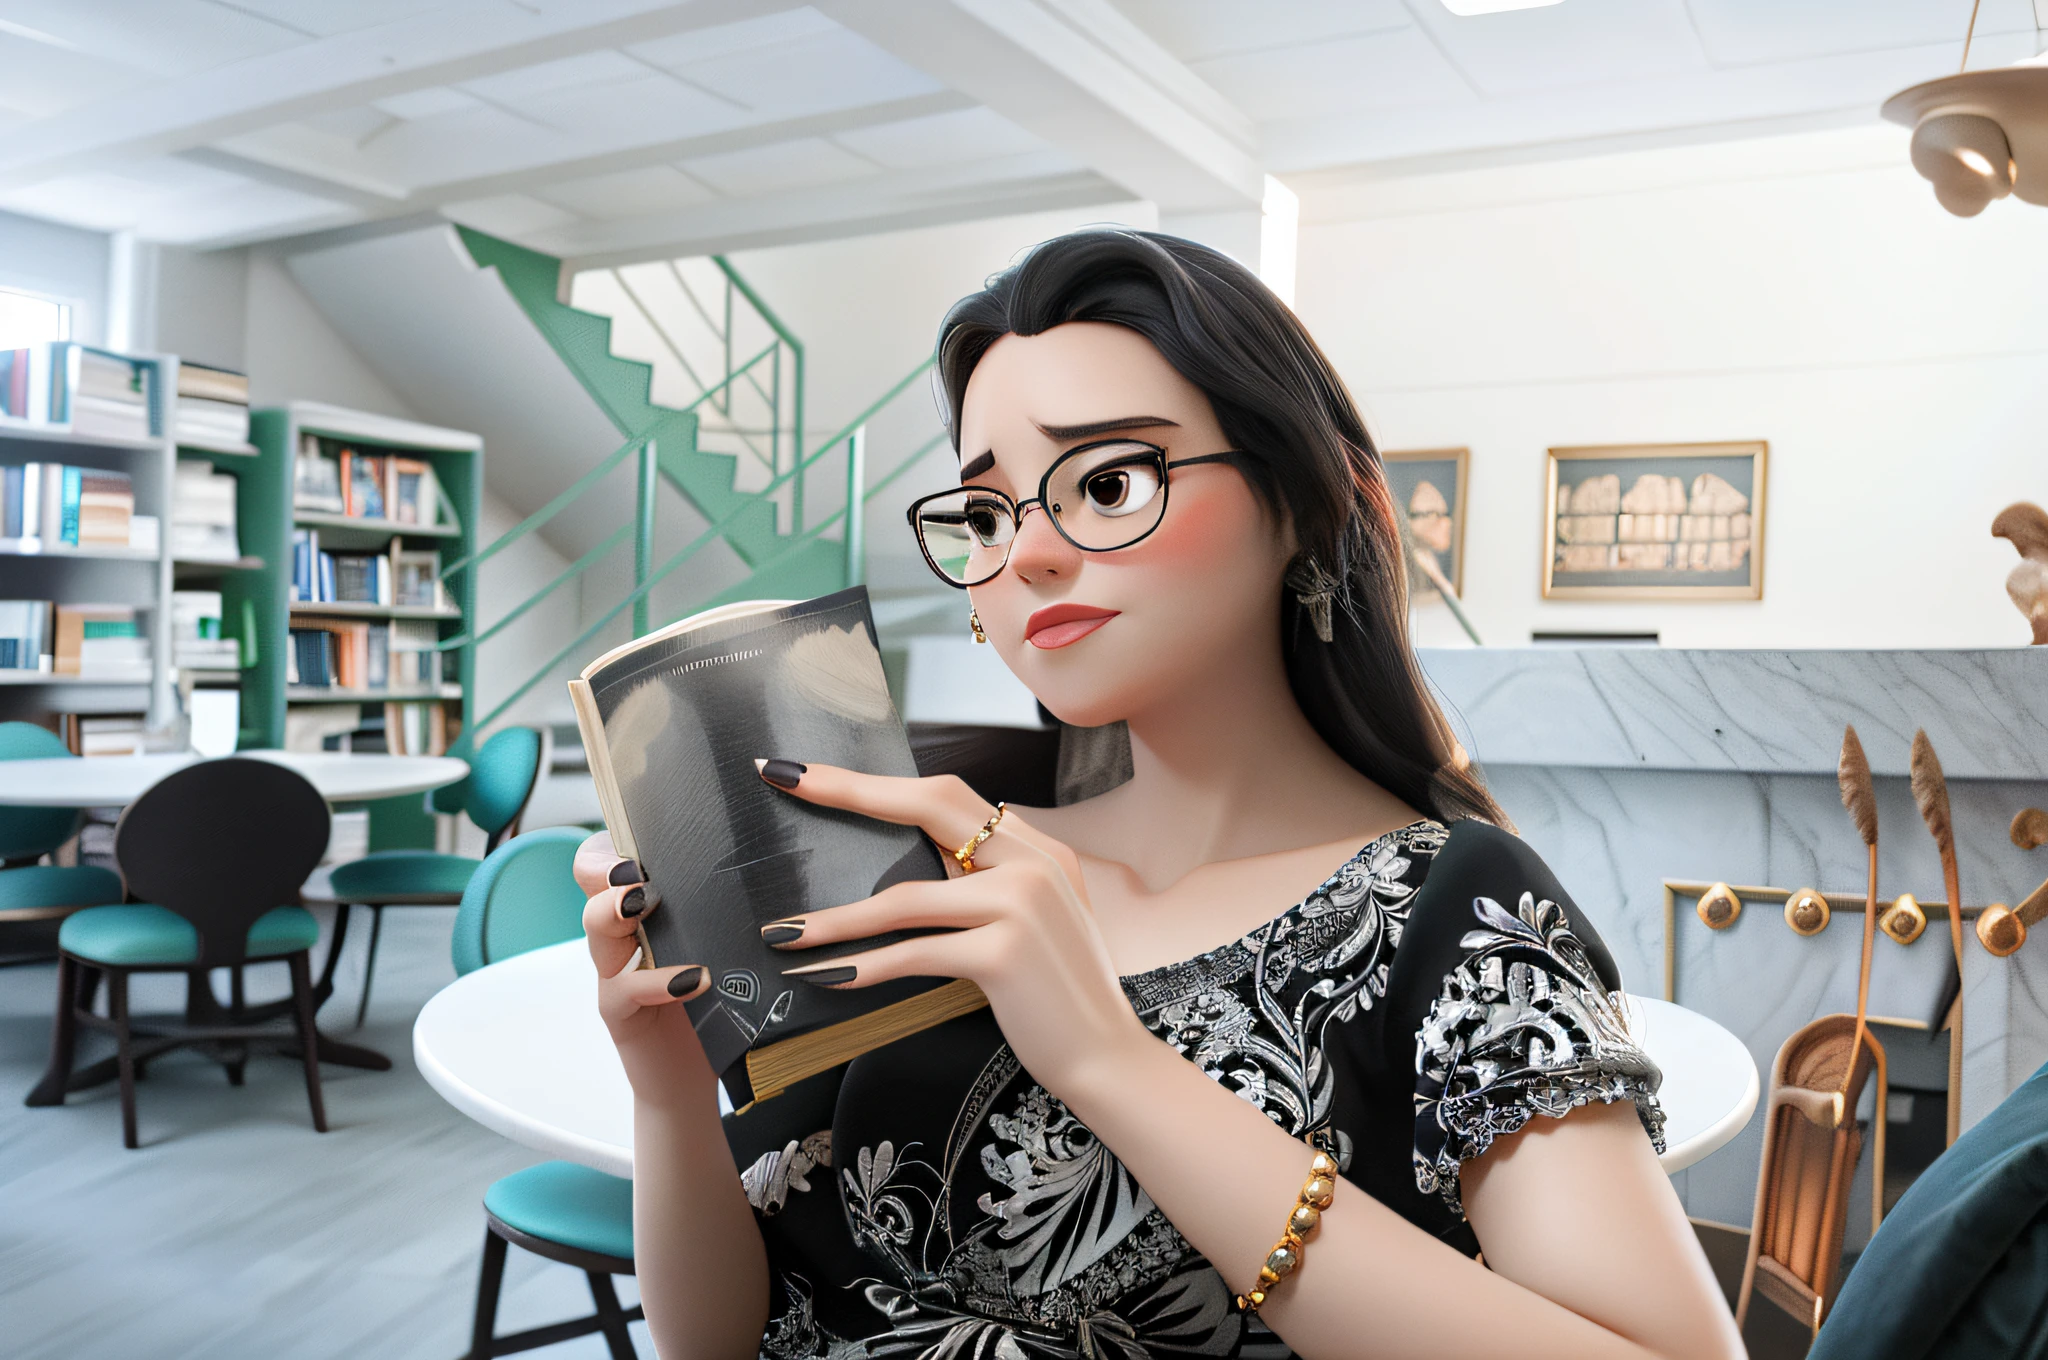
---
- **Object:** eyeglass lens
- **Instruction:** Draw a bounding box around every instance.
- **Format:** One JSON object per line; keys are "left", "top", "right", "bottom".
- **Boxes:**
{"left": 913, "top": 441, "right": 1172, "bottom": 585}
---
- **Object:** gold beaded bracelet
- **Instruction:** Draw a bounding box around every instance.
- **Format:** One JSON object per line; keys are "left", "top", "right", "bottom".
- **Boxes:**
{"left": 1236, "top": 1148, "right": 1339, "bottom": 1313}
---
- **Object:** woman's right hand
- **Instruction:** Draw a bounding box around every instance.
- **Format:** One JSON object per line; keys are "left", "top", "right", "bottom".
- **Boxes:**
{"left": 574, "top": 830, "right": 720, "bottom": 1111}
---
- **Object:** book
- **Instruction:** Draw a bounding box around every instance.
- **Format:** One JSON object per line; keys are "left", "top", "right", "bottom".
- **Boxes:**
{"left": 0, "top": 600, "right": 50, "bottom": 670}
{"left": 388, "top": 457, "right": 431, "bottom": 524}
{"left": 53, "top": 604, "right": 149, "bottom": 679}
{"left": 294, "top": 435, "right": 344, "bottom": 512}
{"left": 172, "top": 590, "right": 238, "bottom": 670}
{"left": 172, "top": 460, "right": 239, "bottom": 560}
{"left": 176, "top": 362, "right": 248, "bottom": 406}
{"left": 341, "top": 449, "right": 386, "bottom": 519}
{"left": 569, "top": 587, "right": 982, "bottom": 1109}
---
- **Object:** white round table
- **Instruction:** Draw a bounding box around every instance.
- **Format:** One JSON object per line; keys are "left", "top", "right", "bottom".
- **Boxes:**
{"left": 417, "top": 940, "right": 1759, "bottom": 1180}
{"left": 0, "top": 749, "right": 470, "bottom": 806}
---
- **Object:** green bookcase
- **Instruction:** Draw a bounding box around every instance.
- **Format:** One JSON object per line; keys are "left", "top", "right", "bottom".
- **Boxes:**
{"left": 244, "top": 403, "right": 481, "bottom": 848}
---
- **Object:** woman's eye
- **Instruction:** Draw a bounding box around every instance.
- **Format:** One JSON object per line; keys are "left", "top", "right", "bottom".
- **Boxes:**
{"left": 1083, "top": 465, "right": 1161, "bottom": 517}
{"left": 964, "top": 502, "right": 1010, "bottom": 544}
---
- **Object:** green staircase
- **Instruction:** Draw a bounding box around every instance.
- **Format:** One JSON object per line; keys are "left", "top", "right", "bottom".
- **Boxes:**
{"left": 450, "top": 229, "right": 946, "bottom": 736}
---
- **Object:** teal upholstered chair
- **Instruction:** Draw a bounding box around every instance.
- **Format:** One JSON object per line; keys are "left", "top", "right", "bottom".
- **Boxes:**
{"left": 40, "top": 758, "right": 331, "bottom": 1148}
{"left": 0, "top": 723, "right": 123, "bottom": 959}
{"left": 329, "top": 724, "right": 548, "bottom": 1026}
{"left": 453, "top": 826, "right": 642, "bottom": 1360}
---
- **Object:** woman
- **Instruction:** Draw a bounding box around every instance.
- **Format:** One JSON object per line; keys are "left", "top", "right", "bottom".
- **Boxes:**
{"left": 576, "top": 230, "right": 1742, "bottom": 1359}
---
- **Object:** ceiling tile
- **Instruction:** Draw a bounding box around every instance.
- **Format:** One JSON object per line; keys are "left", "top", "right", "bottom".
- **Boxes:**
{"left": 1409, "top": 0, "right": 1708, "bottom": 98}
{"left": 1110, "top": 0, "right": 1410, "bottom": 63}
{"left": 679, "top": 136, "right": 880, "bottom": 197}
{"left": 1686, "top": 0, "right": 2036, "bottom": 67}
{"left": 301, "top": 106, "right": 397, "bottom": 143}
{"left": 625, "top": 7, "right": 840, "bottom": 70}
{"left": 374, "top": 86, "right": 484, "bottom": 121}
{"left": 832, "top": 107, "right": 1045, "bottom": 171}
{"left": 458, "top": 50, "right": 647, "bottom": 103}
{"left": 143, "top": 179, "right": 351, "bottom": 244}
{"left": 534, "top": 165, "right": 718, "bottom": 218}
{"left": 673, "top": 27, "right": 944, "bottom": 119}
{"left": 0, "top": 32, "right": 150, "bottom": 118}
{"left": 349, "top": 105, "right": 581, "bottom": 191}
{"left": 509, "top": 71, "right": 750, "bottom": 145}
{"left": 3, "top": 0, "right": 304, "bottom": 78}
{"left": 1191, "top": 29, "right": 1476, "bottom": 121}
{"left": 195, "top": 0, "right": 453, "bottom": 39}
{"left": 442, "top": 193, "right": 582, "bottom": 237}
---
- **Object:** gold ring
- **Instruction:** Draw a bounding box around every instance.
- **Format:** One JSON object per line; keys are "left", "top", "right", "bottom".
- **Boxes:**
{"left": 952, "top": 802, "right": 1007, "bottom": 874}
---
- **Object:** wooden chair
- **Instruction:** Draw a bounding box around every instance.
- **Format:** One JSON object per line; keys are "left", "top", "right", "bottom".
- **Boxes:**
{"left": 40, "top": 757, "right": 332, "bottom": 1148}
{"left": 328, "top": 724, "right": 549, "bottom": 1027}
{"left": 1737, "top": 1012, "right": 1889, "bottom": 1338}
{"left": 452, "top": 826, "right": 644, "bottom": 1360}
{"left": 0, "top": 722, "right": 123, "bottom": 965}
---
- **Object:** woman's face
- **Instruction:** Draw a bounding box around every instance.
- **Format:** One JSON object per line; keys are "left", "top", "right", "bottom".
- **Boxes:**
{"left": 954, "top": 321, "right": 1292, "bottom": 727}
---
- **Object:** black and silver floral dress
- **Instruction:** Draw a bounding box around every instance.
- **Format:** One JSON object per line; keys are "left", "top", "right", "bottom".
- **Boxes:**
{"left": 720, "top": 817, "right": 1665, "bottom": 1357}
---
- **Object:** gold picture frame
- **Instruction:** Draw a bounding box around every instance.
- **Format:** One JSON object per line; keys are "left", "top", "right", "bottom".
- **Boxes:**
{"left": 1383, "top": 447, "right": 1469, "bottom": 601}
{"left": 1543, "top": 441, "right": 1767, "bottom": 600}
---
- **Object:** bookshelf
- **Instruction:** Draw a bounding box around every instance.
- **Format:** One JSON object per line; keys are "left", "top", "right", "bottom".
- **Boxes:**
{"left": 243, "top": 404, "right": 479, "bottom": 789}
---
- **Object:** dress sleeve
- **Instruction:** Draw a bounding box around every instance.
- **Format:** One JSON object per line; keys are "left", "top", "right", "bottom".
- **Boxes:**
{"left": 1389, "top": 820, "right": 1666, "bottom": 1218}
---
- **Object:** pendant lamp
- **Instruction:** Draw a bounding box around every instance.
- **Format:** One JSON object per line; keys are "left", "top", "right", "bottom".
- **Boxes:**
{"left": 1881, "top": 2, "right": 2048, "bottom": 217}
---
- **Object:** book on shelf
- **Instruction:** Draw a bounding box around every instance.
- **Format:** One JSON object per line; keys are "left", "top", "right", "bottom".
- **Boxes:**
{"left": 60, "top": 711, "right": 147, "bottom": 757}
{"left": 53, "top": 603, "right": 150, "bottom": 680}
{"left": 174, "top": 363, "right": 249, "bottom": 445}
{"left": 294, "top": 434, "right": 344, "bottom": 513}
{"left": 342, "top": 450, "right": 386, "bottom": 519}
{"left": 172, "top": 590, "right": 238, "bottom": 670}
{"left": 57, "top": 346, "right": 153, "bottom": 441}
{"left": 291, "top": 528, "right": 399, "bottom": 605}
{"left": 392, "top": 550, "right": 445, "bottom": 609}
{"left": 0, "top": 599, "right": 51, "bottom": 670}
{"left": 293, "top": 435, "right": 456, "bottom": 531}
{"left": 1, "top": 463, "right": 134, "bottom": 548}
{"left": 568, "top": 587, "right": 971, "bottom": 1109}
{"left": 172, "top": 459, "right": 239, "bottom": 560}
{"left": 388, "top": 618, "right": 442, "bottom": 687}
{"left": 382, "top": 700, "right": 449, "bottom": 756}
{"left": 0, "top": 346, "right": 55, "bottom": 423}
{"left": 289, "top": 617, "right": 391, "bottom": 689}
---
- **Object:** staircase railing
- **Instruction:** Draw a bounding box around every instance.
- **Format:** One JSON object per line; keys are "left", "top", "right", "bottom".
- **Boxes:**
{"left": 457, "top": 356, "right": 944, "bottom": 736}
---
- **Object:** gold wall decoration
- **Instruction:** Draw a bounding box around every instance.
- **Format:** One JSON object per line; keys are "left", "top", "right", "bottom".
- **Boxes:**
{"left": 1880, "top": 893, "right": 1929, "bottom": 946}
{"left": 1785, "top": 887, "right": 1831, "bottom": 936}
{"left": 1382, "top": 448, "right": 1469, "bottom": 602}
{"left": 1696, "top": 881, "right": 1742, "bottom": 929}
{"left": 1543, "top": 441, "right": 1767, "bottom": 600}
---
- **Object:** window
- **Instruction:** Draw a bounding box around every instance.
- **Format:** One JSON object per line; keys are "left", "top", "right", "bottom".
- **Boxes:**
{"left": 0, "top": 286, "right": 71, "bottom": 349}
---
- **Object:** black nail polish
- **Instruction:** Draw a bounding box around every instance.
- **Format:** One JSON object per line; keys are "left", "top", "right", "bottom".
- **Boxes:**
{"left": 619, "top": 886, "right": 654, "bottom": 919}
{"left": 792, "top": 965, "right": 856, "bottom": 986}
{"left": 761, "top": 922, "right": 804, "bottom": 946}
{"left": 760, "top": 758, "right": 806, "bottom": 790}
{"left": 668, "top": 966, "right": 706, "bottom": 998}
{"left": 609, "top": 860, "right": 646, "bottom": 888}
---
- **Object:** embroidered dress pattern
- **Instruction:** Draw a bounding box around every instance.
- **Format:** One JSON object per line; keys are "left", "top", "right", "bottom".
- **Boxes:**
{"left": 1412, "top": 891, "right": 1668, "bottom": 1213}
{"left": 747, "top": 821, "right": 1663, "bottom": 1357}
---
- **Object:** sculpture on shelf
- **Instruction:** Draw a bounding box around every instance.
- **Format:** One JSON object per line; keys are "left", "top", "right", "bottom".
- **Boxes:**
{"left": 1991, "top": 501, "right": 2048, "bottom": 645}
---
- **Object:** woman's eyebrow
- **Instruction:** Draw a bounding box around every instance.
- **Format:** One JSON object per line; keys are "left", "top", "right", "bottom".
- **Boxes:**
{"left": 1035, "top": 415, "right": 1181, "bottom": 441}
{"left": 960, "top": 450, "right": 996, "bottom": 479}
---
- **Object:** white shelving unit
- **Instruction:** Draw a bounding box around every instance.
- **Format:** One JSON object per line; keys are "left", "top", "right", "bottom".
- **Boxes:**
{"left": 0, "top": 350, "right": 259, "bottom": 734}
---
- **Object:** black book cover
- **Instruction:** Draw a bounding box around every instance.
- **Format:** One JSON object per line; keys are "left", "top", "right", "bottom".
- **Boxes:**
{"left": 571, "top": 588, "right": 965, "bottom": 1105}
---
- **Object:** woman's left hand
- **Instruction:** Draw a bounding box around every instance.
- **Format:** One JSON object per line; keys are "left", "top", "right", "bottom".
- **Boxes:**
{"left": 756, "top": 760, "right": 1151, "bottom": 1098}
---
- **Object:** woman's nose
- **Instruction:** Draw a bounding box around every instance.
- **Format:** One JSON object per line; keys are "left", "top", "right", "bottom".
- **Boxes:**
{"left": 1008, "top": 503, "right": 1081, "bottom": 584}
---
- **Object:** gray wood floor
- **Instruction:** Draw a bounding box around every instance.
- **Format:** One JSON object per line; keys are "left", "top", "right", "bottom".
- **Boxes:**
{"left": 1, "top": 905, "right": 649, "bottom": 1360}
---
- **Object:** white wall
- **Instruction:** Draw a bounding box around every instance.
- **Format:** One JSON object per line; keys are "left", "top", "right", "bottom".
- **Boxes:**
{"left": 0, "top": 209, "right": 109, "bottom": 344}
{"left": 1293, "top": 124, "right": 2048, "bottom": 650}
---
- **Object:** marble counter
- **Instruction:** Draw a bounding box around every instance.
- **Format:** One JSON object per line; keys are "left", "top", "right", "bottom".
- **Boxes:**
{"left": 1419, "top": 646, "right": 2048, "bottom": 1245}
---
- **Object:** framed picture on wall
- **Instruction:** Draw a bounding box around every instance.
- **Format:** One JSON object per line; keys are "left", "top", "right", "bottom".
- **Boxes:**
{"left": 1383, "top": 448, "right": 1468, "bottom": 602}
{"left": 1543, "top": 441, "right": 1767, "bottom": 600}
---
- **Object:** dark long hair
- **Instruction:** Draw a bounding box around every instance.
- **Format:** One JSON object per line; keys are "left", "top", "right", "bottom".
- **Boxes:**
{"left": 935, "top": 228, "right": 1503, "bottom": 827}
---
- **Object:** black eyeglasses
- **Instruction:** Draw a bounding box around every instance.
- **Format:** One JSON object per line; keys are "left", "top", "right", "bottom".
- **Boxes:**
{"left": 905, "top": 439, "right": 1241, "bottom": 588}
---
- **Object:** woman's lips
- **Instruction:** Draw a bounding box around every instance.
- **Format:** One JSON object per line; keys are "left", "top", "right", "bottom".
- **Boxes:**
{"left": 1024, "top": 603, "right": 1120, "bottom": 650}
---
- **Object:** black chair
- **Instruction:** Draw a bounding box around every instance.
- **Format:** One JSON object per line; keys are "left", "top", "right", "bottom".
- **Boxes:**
{"left": 41, "top": 757, "right": 333, "bottom": 1148}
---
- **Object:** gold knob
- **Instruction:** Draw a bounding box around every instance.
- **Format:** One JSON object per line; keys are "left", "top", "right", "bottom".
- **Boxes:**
{"left": 1696, "top": 882, "right": 1742, "bottom": 930}
{"left": 1785, "top": 888, "right": 1830, "bottom": 936}
{"left": 2013, "top": 808, "right": 2048, "bottom": 851}
{"left": 1977, "top": 903, "right": 2025, "bottom": 956}
{"left": 1880, "top": 893, "right": 1928, "bottom": 946}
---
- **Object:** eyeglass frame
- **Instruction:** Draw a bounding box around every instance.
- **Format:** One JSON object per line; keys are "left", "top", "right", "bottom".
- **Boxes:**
{"left": 903, "top": 438, "right": 1245, "bottom": 589}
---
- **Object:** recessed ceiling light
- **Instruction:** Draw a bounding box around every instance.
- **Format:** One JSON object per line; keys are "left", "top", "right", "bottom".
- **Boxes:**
{"left": 1440, "top": 0, "right": 1565, "bottom": 15}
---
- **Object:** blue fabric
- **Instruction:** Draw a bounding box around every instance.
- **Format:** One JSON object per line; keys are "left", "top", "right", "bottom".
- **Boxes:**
{"left": 464, "top": 727, "right": 543, "bottom": 837}
{"left": 484, "top": 1161, "right": 634, "bottom": 1261}
{"left": 451, "top": 826, "right": 587, "bottom": 976}
{"left": 329, "top": 850, "right": 479, "bottom": 903}
{"left": 1812, "top": 1060, "right": 2048, "bottom": 1360}
{"left": 0, "top": 864, "right": 122, "bottom": 913}
{"left": 0, "top": 721, "right": 83, "bottom": 861}
{"left": 59, "top": 903, "right": 320, "bottom": 966}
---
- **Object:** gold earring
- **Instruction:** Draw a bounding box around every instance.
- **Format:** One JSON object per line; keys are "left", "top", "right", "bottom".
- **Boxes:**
{"left": 969, "top": 608, "right": 988, "bottom": 644}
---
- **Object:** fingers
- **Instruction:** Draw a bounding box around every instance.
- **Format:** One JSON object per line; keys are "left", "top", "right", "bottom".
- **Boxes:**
{"left": 583, "top": 880, "right": 662, "bottom": 978}
{"left": 782, "top": 932, "right": 980, "bottom": 992}
{"left": 755, "top": 760, "right": 1061, "bottom": 872}
{"left": 763, "top": 878, "right": 1003, "bottom": 950}
{"left": 609, "top": 963, "right": 710, "bottom": 1009}
{"left": 574, "top": 828, "right": 641, "bottom": 896}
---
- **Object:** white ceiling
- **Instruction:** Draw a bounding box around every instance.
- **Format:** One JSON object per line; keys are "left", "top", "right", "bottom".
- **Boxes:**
{"left": 0, "top": 0, "right": 2037, "bottom": 264}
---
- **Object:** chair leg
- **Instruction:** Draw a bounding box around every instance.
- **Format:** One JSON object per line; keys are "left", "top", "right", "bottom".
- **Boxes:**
{"left": 229, "top": 964, "right": 246, "bottom": 1018}
{"left": 355, "top": 905, "right": 385, "bottom": 1030}
{"left": 288, "top": 952, "right": 328, "bottom": 1134}
{"left": 466, "top": 1227, "right": 509, "bottom": 1360}
{"left": 108, "top": 969, "right": 138, "bottom": 1150}
{"left": 586, "top": 1271, "right": 637, "bottom": 1360}
{"left": 25, "top": 955, "right": 83, "bottom": 1107}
